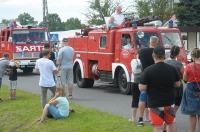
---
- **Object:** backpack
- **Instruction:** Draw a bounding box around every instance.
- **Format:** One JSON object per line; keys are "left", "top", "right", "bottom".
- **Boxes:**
{"left": 133, "top": 60, "right": 142, "bottom": 83}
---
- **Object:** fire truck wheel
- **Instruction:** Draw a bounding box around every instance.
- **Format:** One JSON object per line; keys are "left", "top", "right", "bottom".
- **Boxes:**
{"left": 118, "top": 69, "right": 131, "bottom": 95}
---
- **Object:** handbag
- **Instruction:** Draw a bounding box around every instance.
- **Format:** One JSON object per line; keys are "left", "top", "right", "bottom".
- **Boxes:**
{"left": 56, "top": 75, "right": 62, "bottom": 87}
{"left": 133, "top": 59, "right": 142, "bottom": 83}
{"left": 190, "top": 63, "right": 200, "bottom": 98}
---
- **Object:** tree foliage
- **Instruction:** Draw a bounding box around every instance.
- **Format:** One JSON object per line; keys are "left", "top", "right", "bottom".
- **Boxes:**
{"left": 47, "top": 13, "right": 65, "bottom": 31}
{"left": 1, "top": 19, "right": 12, "bottom": 26}
{"left": 64, "top": 17, "right": 82, "bottom": 30}
{"left": 85, "top": 0, "right": 123, "bottom": 25}
{"left": 17, "top": 13, "right": 37, "bottom": 25}
{"left": 175, "top": 0, "right": 200, "bottom": 26}
{"left": 136, "top": 0, "right": 173, "bottom": 22}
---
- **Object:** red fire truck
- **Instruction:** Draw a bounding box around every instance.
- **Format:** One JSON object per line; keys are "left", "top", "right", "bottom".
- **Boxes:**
{"left": 68, "top": 18, "right": 188, "bottom": 95}
{"left": 0, "top": 22, "right": 49, "bottom": 73}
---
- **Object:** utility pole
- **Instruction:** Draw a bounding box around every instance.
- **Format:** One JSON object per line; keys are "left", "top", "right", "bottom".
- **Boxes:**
{"left": 43, "top": 0, "right": 48, "bottom": 25}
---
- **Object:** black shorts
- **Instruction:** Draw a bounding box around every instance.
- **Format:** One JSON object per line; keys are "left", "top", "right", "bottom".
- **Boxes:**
{"left": 131, "top": 83, "right": 140, "bottom": 108}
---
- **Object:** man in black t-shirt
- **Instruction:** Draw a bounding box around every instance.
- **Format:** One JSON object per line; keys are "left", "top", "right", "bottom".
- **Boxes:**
{"left": 139, "top": 45, "right": 180, "bottom": 132}
{"left": 137, "top": 36, "right": 158, "bottom": 126}
{"left": 39, "top": 44, "right": 55, "bottom": 63}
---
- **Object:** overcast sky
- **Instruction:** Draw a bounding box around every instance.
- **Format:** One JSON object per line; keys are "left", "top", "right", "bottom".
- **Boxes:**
{"left": 0, "top": 0, "right": 134, "bottom": 24}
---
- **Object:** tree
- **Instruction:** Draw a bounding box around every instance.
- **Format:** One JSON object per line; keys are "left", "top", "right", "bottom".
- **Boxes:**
{"left": 1, "top": 19, "right": 12, "bottom": 26}
{"left": 64, "top": 18, "right": 82, "bottom": 30}
{"left": 17, "top": 13, "right": 37, "bottom": 25}
{"left": 47, "top": 13, "right": 65, "bottom": 31}
{"left": 85, "top": 0, "right": 124, "bottom": 25}
{"left": 136, "top": 0, "right": 173, "bottom": 22}
{"left": 175, "top": 0, "right": 200, "bottom": 26}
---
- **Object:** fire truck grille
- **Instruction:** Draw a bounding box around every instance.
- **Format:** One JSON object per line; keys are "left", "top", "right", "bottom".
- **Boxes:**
{"left": 13, "top": 52, "right": 40, "bottom": 59}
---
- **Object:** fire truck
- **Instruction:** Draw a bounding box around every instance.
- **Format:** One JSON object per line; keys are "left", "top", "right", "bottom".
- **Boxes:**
{"left": 68, "top": 17, "right": 188, "bottom": 95}
{"left": 0, "top": 22, "right": 49, "bottom": 73}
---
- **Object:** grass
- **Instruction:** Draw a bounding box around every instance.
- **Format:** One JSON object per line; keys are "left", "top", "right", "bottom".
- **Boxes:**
{"left": 0, "top": 85, "right": 153, "bottom": 132}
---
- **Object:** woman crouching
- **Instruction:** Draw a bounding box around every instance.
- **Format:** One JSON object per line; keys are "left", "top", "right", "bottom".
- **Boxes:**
{"left": 38, "top": 86, "right": 69, "bottom": 124}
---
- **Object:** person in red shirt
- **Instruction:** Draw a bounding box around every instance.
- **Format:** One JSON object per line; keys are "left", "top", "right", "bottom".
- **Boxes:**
{"left": 182, "top": 48, "right": 200, "bottom": 132}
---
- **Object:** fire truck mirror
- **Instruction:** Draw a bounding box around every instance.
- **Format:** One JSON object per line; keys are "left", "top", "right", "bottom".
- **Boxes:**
{"left": 137, "top": 30, "right": 144, "bottom": 39}
{"left": 8, "top": 37, "right": 13, "bottom": 43}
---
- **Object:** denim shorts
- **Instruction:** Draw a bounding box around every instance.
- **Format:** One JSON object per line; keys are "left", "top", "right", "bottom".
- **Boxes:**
{"left": 139, "top": 91, "right": 147, "bottom": 102}
{"left": 48, "top": 105, "right": 64, "bottom": 119}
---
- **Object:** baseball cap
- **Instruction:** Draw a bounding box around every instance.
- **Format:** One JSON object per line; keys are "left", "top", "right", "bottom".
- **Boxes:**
{"left": 62, "top": 38, "right": 68, "bottom": 42}
{"left": 153, "top": 45, "right": 165, "bottom": 55}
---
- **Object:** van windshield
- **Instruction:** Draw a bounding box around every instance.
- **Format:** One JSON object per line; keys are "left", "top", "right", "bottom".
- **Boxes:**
{"left": 161, "top": 32, "right": 182, "bottom": 48}
{"left": 12, "top": 30, "right": 48, "bottom": 44}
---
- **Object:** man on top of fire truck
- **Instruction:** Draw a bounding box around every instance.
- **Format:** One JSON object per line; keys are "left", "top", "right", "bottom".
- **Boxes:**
{"left": 108, "top": 6, "right": 124, "bottom": 27}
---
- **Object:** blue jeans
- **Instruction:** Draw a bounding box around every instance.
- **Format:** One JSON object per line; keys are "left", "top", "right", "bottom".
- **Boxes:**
{"left": 139, "top": 91, "right": 147, "bottom": 102}
{"left": 48, "top": 105, "right": 64, "bottom": 119}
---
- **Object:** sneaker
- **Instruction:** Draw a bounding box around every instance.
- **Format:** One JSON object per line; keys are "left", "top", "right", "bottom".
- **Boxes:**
{"left": 137, "top": 121, "right": 144, "bottom": 126}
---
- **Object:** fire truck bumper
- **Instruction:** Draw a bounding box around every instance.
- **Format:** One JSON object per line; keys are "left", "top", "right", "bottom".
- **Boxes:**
{"left": 19, "top": 60, "right": 36, "bottom": 68}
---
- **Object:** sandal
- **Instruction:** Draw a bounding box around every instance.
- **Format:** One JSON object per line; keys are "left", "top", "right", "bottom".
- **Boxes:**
{"left": 68, "top": 95, "right": 73, "bottom": 99}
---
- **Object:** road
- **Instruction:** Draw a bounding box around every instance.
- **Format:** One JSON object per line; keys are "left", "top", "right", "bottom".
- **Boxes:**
{"left": 2, "top": 70, "right": 189, "bottom": 132}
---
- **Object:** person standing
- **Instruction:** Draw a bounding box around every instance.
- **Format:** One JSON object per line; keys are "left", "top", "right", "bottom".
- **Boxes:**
{"left": 57, "top": 38, "right": 74, "bottom": 99}
{"left": 164, "top": 45, "right": 184, "bottom": 113}
{"left": 129, "top": 51, "right": 141, "bottom": 121}
{"left": 182, "top": 48, "right": 200, "bottom": 132}
{"left": 139, "top": 45, "right": 181, "bottom": 132}
{"left": 39, "top": 43, "right": 55, "bottom": 63}
{"left": 108, "top": 6, "right": 124, "bottom": 27}
{"left": 35, "top": 49, "right": 61, "bottom": 108}
{"left": 6, "top": 60, "right": 19, "bottom": 100}
{"left": 137, "top": 36, "right": 159, "bottom": 126}
{"left": 0, "top": 53, "right": 10, "bottom": 101}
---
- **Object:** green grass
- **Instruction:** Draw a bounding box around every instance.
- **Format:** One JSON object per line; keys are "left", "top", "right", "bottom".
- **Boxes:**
{"left": 0, "top": 85, "right": 153, "bottom": 132}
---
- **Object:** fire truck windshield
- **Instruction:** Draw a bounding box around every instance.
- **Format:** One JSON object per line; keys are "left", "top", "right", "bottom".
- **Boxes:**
{"left": 134, "top": 32, "right": 158, "bottom": 48}
{"left": 12, "top": 30, "right": 48, "bottom": 44}
{"left": 161, "top": 32, "right": 182, "bottom": 48}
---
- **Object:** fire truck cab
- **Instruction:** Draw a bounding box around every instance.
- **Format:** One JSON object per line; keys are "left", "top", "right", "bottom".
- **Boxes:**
{"left": 0, "top": 23, "right": 49, "bottom": 73}
{"left": 68, "top": 19, "right": 187, "bottom": 95}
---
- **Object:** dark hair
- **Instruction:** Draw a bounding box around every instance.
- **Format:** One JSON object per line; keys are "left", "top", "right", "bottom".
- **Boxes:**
{"left": 42, "top": 49, "right": 51, "bottom": 56}
{"left": 170, "top": 45, "right": 180, "bottom": 59}
{"left": 191, "top": 48, "right": 200, "bottom": 59}
{"left": 3, "top": 53, "right": 9, "bottom": 58}
{"left": 62, "top": 38, "right": 68, "bottom": 42}
{"left": 44, "top": 44, "right": 50, "bottom": 49}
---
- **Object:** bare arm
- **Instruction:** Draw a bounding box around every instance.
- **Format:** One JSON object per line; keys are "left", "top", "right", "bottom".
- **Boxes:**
{"left": 175, "top": 81, "right": 181, "bottom": 88}
{"left": 108, "top": 16, "right": 114, "bottom": 24}
{"left": 56, "top": 59, "right": 61, "bottom": 66}
{"left": 183, "top": 72, "right": 188, "bottom": 82}
{"left": 53, "top": 66, "right": 61, "bottom": 74}
{"left": 139, "top": 84, "right": 147, "bottom": 91}
{"left": 35, "top": 69, "right": 40, "bottom": 74}
{"left": 49, "top": 97, "right": 58, "bottom": 105}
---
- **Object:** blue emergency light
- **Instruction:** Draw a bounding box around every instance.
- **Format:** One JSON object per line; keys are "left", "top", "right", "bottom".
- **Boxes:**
{"left": 168, "top": 20, "right": 173, "bottom": 28}
{"left": 10, "top": 23, "right": 14, "bottom": 28}
{"left": 42, "top": 23, "right": 46, "bottom": 28}
{"left": 132, "top": 20, "right": 137, "bottom": 29}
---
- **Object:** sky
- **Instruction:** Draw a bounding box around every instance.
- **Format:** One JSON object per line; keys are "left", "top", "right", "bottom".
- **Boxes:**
{"left": 0, "top": 0, "right": 134, "bottom": 24}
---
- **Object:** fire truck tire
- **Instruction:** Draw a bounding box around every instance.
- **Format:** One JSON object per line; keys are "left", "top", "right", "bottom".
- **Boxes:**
{"left": 118, "top": 69, "right": 131, "bottom": 95}
{"left": 85, "top": 78, "right": 94, "bottom": 87}
{"left": 75, "top": 65, "right": 86, "bottom": 87}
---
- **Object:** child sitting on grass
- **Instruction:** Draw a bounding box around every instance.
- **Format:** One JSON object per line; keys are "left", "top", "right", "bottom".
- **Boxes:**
{"left": 38, "top": 86, "right": 70, "bottom": 124}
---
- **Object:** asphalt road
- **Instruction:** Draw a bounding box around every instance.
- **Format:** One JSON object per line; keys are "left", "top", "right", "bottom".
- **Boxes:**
{"left": 2, "top": 70, "right": 190, "bottom": 132}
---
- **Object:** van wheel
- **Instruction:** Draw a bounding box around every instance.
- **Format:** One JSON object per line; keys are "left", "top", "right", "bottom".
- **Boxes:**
{"left": 118, "top": 69, "right": 131, "bottom": 95}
